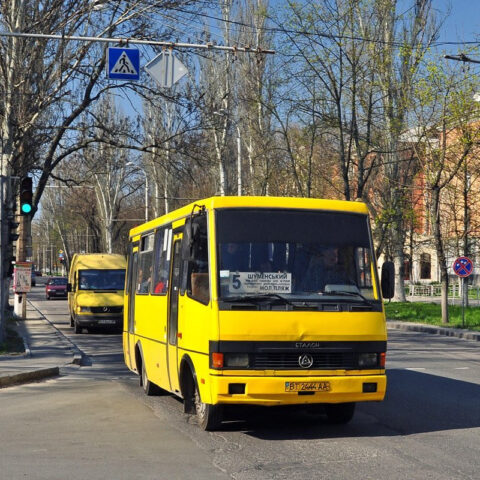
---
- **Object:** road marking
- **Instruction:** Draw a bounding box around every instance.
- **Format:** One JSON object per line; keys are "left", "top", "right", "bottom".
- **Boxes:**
{"left": 405, "top": 367, "right": 426, "bottom": 371}
{"left": 454, "top": 367, "right": 470, "bottom": 370}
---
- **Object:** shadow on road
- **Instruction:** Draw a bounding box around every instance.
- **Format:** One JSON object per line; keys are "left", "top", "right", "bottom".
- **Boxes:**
{"left": 215, "top": 368, "right": 480, "bottom": 439}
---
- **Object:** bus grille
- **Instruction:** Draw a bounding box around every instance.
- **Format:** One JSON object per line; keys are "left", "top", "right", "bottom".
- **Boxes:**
{"left": 252, "top": 352, "right": 357, "bottom": 370}
{"left": 90, "top": 306, "right": 123, "bottom": 314}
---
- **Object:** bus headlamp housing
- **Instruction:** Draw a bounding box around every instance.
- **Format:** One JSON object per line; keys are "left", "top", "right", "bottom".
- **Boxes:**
{"left": 358, "top": 353, "right": 379, "bottom": 368}
{"left": 224, "top": 353, "right": 249, "bottom": 368}
{"left": 78, "top": 306, "right": 91, "bottom": 313}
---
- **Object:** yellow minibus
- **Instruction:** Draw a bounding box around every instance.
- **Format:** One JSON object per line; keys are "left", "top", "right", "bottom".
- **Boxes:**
{"left": 123, "top": 196, "right": 393, "bottom": 430}
{"left": 68, "top": 253, "right": 126, "bottom": 334}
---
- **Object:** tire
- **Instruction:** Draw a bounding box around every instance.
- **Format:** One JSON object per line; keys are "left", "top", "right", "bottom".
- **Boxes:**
{"left": 194, "top": 382, "right": 223, "bottom": 431}
{"left": 74, "top": 319, "right": 82, "bottom": 334}
{"left": 325, "top": 402, "right": 356, "bottom": 424}
{"left": 70, "top": 315, "right": 74, "bottom": 327}
{"left": 141, "top": 360, "right": 161, "bottom": 396}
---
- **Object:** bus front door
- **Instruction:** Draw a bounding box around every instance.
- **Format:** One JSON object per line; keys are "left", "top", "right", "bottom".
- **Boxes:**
{"left": 167, "top": 238, "right": 182, "bottom": 394}
{"left": 126, "top": 249, "right": 138, "bottom": 371}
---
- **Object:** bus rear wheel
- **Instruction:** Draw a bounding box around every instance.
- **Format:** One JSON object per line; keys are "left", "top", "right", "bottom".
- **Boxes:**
{"left": 141, "top": 361, "right": 162, "bottom": 396}
{"left": 325, "top": 402, "right": 356, "bottom": 424}
{"left": 194, "top": 384, "right": 222, "bottom": 431}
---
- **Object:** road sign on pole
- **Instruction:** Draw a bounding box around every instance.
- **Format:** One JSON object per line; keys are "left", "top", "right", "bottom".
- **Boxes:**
{"left": 453, "top": 256, "right": 474, "bottom": 329}
{"left": 13, "top": 262, "right": 32, "bottom": 294}
{"left": 453, "top": 256, "right": 474, "bottom": 277}
{"left": 108, "top": 47, "right": 140, "bottom": 80}
{"left": 144, "top": 51, "right": 188, "bottom": 88}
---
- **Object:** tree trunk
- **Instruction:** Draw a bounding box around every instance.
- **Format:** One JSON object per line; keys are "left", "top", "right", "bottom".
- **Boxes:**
{"left": 431, "top": 187, "right": 449, "bottom": 323}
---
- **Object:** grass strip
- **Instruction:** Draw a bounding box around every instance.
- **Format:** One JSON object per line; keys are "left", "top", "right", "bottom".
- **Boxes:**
{"left": 385, "top": 302, "right": 480, "bottom": 331}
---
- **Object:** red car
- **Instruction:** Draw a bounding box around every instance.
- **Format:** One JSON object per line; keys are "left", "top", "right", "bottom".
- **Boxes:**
{"left": 45, "top": 277, "right": 68, "bottom": 300}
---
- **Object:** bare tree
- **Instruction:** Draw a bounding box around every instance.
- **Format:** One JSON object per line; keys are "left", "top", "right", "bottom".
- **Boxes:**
{"left": 413, "top": 57, "right": 480, "bottom": 323}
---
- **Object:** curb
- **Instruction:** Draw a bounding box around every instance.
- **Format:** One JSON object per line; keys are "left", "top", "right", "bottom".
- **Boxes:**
{"left": 387, "top": 320, "right": 480, "bottom": 341}
{"left": 0, "top": 366, "right": 60, "bottom": 388}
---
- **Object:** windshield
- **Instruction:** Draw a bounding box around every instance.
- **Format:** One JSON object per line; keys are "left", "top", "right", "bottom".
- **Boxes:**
{"left": 78, "top": 269, "right": 126, "bottom": 291}
{"left": 48, "top": 278, "right": 67, "bottom": 286}
{"left": 216, "top": 208, "right": 378, "bottom": 302}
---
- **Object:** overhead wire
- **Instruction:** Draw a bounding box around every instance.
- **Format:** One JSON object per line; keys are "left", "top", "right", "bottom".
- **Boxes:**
{"left": 167, "top": 5, "right": 480, "bottom": 50}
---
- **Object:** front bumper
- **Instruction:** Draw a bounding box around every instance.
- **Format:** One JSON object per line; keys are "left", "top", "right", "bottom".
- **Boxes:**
{"left": 210, "top": 373, "right": 386, "bottom": 406}
{"left": 46, "top": 290, "right": 67, "bottom": 297}
{"left": 74, "top": 314, "right": 122, "bottom": 328}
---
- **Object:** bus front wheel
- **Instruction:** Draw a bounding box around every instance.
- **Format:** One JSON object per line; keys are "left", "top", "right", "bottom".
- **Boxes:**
{"left": 74, "top": 320, "right": 82, "bottom": 334}
{"left": 194, "top": 384, "right": 222, "bottom": 431}
{"left": 325, "top": 402, "right": 356, "bottom": 424}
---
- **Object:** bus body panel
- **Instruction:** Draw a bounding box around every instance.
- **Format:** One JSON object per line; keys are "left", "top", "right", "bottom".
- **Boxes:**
{"left": 217, "top": 310, "right": 387, "bottom": 342}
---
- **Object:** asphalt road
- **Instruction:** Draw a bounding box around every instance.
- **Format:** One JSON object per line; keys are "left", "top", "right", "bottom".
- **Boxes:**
{"left": 2, "top": 281, "right": 480, "bottom": 479}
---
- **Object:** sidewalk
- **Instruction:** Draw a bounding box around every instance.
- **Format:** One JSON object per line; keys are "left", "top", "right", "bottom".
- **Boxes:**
{"left": 0, "top": 301, "right": 82, "bottom": 388}
{"left": 388, "top": 320, "right": 480, "bottom": 341}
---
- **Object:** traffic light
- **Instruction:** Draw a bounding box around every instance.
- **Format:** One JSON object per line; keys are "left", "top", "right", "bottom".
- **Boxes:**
{"left": 9, "top": 219, "right": 19, "bottom": 242}
{"left": 20, "top": 176, "right": 33, "bottom": 215}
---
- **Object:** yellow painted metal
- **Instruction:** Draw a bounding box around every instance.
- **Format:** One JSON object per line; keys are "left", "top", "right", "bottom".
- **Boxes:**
{"left": 210, "top": 374, "right": 387, "bottom": 405}
{"left": 124, "top": 196, "right": 387, "bottom": 409}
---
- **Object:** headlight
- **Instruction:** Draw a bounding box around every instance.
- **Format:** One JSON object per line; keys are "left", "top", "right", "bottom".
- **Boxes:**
{"left": 224, "top": 353, "right": 249, "bottom": 368}
{"left": 358, "top": 353, "right": 378, "bottom": 368}
{"left": 78, "top": 306, "right": 91, "bottom": 313}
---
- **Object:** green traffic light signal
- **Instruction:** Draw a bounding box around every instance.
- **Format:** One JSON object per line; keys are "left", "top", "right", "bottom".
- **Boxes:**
{"left": 20, "top": 176, "right": 33, "bottom": 216}
{"left": 21, "top": 203, "right": 32, "bottom": 214}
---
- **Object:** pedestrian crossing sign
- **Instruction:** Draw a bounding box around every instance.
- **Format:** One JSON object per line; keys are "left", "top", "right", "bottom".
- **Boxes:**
{"left": 108, "top": 47, "right": 140, "bottom": 80}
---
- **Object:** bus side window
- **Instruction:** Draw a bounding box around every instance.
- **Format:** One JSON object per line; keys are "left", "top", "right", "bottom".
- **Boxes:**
{"left": 137, "top": 234, "right": 154, "bottom": 295}
{"left": 152, "top": 227, "right": 171, "bottom": 295}
{"left": 183, "top": 215, "right": 210, "bottom": 304}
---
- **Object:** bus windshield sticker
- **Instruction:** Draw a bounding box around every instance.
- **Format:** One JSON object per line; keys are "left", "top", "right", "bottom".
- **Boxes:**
{"left": 163, "top": 228, "right": 169, "bottom": 252}
{"left": 228, "top": 272, "right": 292, "bottom": 294}
{"left": 166, "top": 229, "right": 173, "bottom": 261}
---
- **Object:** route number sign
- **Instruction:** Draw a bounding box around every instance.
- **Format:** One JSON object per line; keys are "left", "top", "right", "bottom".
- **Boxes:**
{"left": 453, "top": 256, "right": 474, "bottom": 278}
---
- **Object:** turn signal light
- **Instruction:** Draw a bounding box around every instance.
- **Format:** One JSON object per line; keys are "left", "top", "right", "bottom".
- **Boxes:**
{"left": 380, "top": 352, "right": 386, "bottom": 368}
{"left": 212, "top": 352, "right": 224, "bottom": 368}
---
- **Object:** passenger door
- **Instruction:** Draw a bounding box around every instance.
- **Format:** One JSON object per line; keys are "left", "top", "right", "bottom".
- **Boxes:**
{"left": 125, "top": 248, "right": 138, "bottom": 371}
{"left": 167, "top": 237, "right": 182, "bottom": 394}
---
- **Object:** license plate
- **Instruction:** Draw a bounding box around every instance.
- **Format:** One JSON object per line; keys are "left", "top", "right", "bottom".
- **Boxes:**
{"left": 98, "top": 320, "right": 116, "bottom": 324}
{"left": 285, "top": 381, "right": 331, "bottom": 392}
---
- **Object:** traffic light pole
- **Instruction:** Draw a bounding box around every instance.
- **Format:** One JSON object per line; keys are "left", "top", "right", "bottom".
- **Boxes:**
{"left": 13, "top": 214, "right": 30, "bottom": 319}
{"left": 0, "top": 176, "right": 5, "bottom": 343}
{"left": 12, "top": 177, "right": 33, "bottom": 318}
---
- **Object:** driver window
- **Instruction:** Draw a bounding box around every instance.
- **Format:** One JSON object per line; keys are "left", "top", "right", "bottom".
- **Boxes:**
{"left": 185, "top": 215, "right": 210, "bottom": 304}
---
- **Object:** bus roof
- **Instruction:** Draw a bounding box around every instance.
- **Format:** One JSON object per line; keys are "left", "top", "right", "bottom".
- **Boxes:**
{"left": 129, "top": 196, "right": 370, "bottom": 238}
{"left": 71, "top": 253, "right": 126, "bottom": 270}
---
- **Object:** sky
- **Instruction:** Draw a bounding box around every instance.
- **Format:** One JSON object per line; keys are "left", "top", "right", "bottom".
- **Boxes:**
{"left": 436, "top": 0, "right": 480, "bottom": 55}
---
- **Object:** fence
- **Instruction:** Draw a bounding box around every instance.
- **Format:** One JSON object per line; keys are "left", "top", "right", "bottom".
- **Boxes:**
{"left": 406, "top": 283, "right": 480, "bottom": 303}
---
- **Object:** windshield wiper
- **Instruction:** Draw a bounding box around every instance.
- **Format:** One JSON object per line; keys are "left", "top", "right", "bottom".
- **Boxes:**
{"left": 322, "top": 290, "right": 373, "bottom": 306}
{"left": 222, "top": 293, "right": 294, "bottom": 306}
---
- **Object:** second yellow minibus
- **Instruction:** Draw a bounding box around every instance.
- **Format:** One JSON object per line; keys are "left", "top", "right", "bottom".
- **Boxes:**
{"left": 68, "top": 253, "right": 126, "bottom": 334}
{"left": 123, "top": 196, "right": 393, "bottom": 430}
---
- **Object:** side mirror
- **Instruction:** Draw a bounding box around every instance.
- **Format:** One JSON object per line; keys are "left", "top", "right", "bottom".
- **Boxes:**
{"left": 67, "top": 283, "right": 72, "bottom": 293}
{"left": 381, "top": 261, "right": 395, "bottom": 300}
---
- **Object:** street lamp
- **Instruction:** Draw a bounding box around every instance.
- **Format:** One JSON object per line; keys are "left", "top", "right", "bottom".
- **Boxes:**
{"left": 213, "top": 110, "right": 242, "bottom": 196}
{"left": 126, "top": 162, "right": 149, "bottom": 223}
